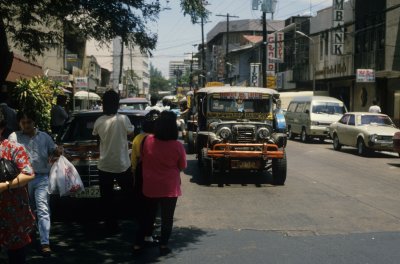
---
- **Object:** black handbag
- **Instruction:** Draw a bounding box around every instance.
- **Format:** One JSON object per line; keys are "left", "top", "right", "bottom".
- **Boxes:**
{"left": 0, "top": 158, "right": 20, "bottom": 183}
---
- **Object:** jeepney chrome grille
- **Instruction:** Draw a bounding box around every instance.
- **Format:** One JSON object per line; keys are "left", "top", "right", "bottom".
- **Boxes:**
{"left": 233, "top": 125, "right": 256, "bottom": 143}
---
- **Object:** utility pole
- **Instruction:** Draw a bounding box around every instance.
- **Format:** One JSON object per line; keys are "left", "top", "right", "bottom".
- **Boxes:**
{"left": 216, "top": 13, "right": 239, "bottom": 84}
{"left": 118, "top": 38, "right": 124, "bottom": 95}
{"left": 262, "top": 12, "right": 267, "bottom": 88}
{"left": 201, "top": 16, "right": 206, "bottom": 88}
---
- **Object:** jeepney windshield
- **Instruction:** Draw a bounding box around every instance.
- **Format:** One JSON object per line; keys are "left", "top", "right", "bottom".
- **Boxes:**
{"left": 209, "top": 93, "right": 271, "bottom": 113}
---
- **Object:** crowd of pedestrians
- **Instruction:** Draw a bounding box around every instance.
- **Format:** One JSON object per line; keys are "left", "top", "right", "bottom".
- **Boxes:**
{"left": 0, "top": 89, "right": 187, "bottom": 263}
{"left": 95, "top": 90, "right": 187, "bottom": 257}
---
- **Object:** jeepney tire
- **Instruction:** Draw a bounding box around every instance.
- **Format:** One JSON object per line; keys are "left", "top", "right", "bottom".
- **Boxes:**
{"left": 300, "top": 128, "right": 309, "bottom": 143}
{"left": 272, "top": 153, "right": 287, "bottom": 186}
{"left": 333, "top": 134, "right": 342, "bottom": 151}
{"left": 201, "top": 157, "right": 213, "bottom": 186}
{"left": 187, "top": 131, "right": 195, "bottom": 154}
{"left": 288, "top": 127, "right": 295, "bottom": 140}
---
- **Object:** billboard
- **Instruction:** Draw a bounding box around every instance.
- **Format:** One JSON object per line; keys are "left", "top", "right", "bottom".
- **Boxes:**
{"left": 356, "top": 69, "right": 375, "bottom": 83}
{"left": 267, "top": 32, "right": 284, "bottom": 72}
{"left": 250, "top": 63, "right": 261, "bottom": 86}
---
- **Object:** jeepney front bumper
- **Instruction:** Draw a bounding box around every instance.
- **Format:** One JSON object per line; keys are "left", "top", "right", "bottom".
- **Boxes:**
{"left": 207, "top": 143, "right": 284, "bottom": 159}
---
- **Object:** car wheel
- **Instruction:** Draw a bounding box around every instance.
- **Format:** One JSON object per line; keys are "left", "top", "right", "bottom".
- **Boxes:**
{"left": 357, "top": 138, "right": 368, "bottom": 156}
{"left": 333, "top": 134, "right": 342, "bottom": 151}
{"left": 272, "top": 153, "right": 287, "bottom": 185}
{"left": 288, "top": 127, "right": 295, "bottom": 140}
{"left": 187, "top": 131, "right": 195, "bottom": 154}
{"left": 300, "top": 128, "right": 309, "bottom": 143}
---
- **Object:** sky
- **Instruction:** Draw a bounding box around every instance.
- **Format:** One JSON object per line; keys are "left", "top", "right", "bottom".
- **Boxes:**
{"left": 148, "top": 0, "right": 334, "bottom": 78}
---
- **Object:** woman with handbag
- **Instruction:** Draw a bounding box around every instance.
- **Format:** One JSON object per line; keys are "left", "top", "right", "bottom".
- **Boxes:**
{"left": 133, "top": 111, "right": 187, "bottom": 256}
{"left": 0, "top": 109, "right": 35, "bottom": 264}
{"left": 8, "top": 111, "right": 63, "bottom": 257}
{"left": 131, "top": 110, "right": 161, "bottom": 245}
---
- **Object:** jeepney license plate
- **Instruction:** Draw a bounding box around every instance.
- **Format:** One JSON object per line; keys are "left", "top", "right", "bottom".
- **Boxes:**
{"left": 72, "top": 186, "right": 100, "bottom": 198}
{"left": 231, "top": 160, "right": 260, "bottom": 169}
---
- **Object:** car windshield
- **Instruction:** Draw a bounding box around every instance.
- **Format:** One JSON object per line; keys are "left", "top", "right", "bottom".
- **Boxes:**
{"left": 210, "top": 98, "right": 270, "bottom": 113}
{"left": 359, "top": 115, "right": 394, "bottom": 126}
{"left": 119, "top": 103, "right": 148, "bottom": 110}
{"left": 312, "top": 102, "right": 344, "bottom": 115}
{"left": 60, "top": 114, "right": 144, "bottom": 142}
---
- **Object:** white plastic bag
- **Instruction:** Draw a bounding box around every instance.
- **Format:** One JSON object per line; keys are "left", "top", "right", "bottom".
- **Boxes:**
{"left": 49, "top": 155, "right": 84, "bottom": 196}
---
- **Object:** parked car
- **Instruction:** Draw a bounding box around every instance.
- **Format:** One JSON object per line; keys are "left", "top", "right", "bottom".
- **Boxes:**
{"left": 329, "top": 112, "right": 400, "bottom": 156}
{"left": 56, "top": 109, "right": 147, "bottom": 198}
{"left": 119, "top": 97, "right": 149, "bottom": 110}
{"left": 285, "top": 96, "right": 346, "bottom": 142}
{"left": 192, "top": 86, "right": 287, "bottom": 185}
{"left": 392, "top": 131, "right": 400, "bottom": 157}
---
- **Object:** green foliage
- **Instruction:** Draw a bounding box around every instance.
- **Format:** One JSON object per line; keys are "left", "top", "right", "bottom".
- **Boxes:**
{"left": 11, "top": 77, "right": 64, "bottom": 132}
{"left": 0, "top": 0, "right": 208, "bottom": 60}
{"left": 150, "top": 64, "right": 172, "bottom": 95}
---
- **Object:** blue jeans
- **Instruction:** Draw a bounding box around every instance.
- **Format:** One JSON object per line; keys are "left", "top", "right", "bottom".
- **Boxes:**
{"left": 28, "top": 173, "right": 50, "bottom": 245}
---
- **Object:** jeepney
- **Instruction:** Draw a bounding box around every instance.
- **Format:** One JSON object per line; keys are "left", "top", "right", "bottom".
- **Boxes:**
{"left": 193, "top": 86, "right": 287, "bottom": 185}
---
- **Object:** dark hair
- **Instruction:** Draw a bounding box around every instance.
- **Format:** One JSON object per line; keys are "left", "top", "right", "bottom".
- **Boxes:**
{"left": 142, "top": 110, "right": 160, "bottom": 133}
{"left": 154, "top": 111, "right": 178, "bottom": 141}
{"left": 0, "top": 107, "right": 6, "bottom": 129}
{"left": 102, "top": 90, "right": 119, "bottom": 115}
{"left": 56, "top": 95, "right": 67, "bottom": 105}
{"left": 150, "top": 95, "right": 158, "bottom": 106}
{"left": 0, "top": 92, "right": 8, "bottom": 104}
{"left": 162, "top": 98, "right": 171, "bottom": 107}
{"left": 372, "top": 99, "right": 378, "bottom": 105}
{"left": 17, "top": 111, "right": 36, "bottom": 123}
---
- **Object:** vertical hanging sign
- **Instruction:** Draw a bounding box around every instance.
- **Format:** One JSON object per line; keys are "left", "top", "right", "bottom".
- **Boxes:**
{"left": 332, "top": 0, "right": 345, "bottom": 55}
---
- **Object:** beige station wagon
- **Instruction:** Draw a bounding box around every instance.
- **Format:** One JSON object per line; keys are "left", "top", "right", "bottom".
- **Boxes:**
{"left": 329, "top": 112, "right": 400, "bottom": 156}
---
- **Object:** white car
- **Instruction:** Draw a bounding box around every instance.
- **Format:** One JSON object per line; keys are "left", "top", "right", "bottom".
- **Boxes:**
{"left": 329, "top": 112, "right": 400, "bottom": 156}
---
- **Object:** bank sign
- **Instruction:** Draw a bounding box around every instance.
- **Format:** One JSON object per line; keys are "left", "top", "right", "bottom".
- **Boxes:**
{"left": 332, "top": 0, "right": 344, "bottom": 55}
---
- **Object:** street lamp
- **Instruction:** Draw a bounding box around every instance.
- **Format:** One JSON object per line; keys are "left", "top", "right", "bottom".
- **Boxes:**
{"left": 295, "top": 30, "right": 316, "bottom": 94}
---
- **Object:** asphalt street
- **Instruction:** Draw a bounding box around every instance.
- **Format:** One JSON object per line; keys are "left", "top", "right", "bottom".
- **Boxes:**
{"left": 1, "top": 138, "right": 400, "bottom": 263}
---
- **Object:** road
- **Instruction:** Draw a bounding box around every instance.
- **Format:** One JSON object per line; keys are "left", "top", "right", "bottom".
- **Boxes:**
{"left": 1, "top": 139, "right": 400, "bottom": 263}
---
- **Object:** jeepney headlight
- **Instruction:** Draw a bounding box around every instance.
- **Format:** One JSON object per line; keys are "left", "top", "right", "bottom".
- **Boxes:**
{"left": 209, "top": 122, "right": 218, "bottom": 131}
{"left": 257, "top": 127, "right": 270, "bottom": 139}
{"left": 370, "top": 134, "right": 378, "bottom": 142}
{"left": 218, "top": 127, "right": 231, "bottom": 139}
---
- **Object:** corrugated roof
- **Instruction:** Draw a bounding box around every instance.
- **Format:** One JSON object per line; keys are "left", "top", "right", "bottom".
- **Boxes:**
{"left": 207, "top": 19, "right": 285, "bottom": 43}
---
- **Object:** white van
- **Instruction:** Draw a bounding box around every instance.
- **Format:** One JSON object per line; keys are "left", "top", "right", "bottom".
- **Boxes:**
{"left": 285, "top": 96, "right": 346, "bottom": 142}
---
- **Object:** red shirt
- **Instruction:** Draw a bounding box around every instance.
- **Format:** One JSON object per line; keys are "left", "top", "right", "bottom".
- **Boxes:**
{"left": 0, "top": 140, "right": 35, "bottom": 250}
{"left": 142, "top": 135, "right": 186, "bottom": 198}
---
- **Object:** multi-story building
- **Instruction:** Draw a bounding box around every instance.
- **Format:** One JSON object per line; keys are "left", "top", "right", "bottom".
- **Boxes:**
{"left": 206, "top": 19, "right": 284, "bottom": 84}
{"left": 111, "top": 38, "right": 150, "bottom": 97}
{"left": 169, "top": 61, "right": 186, "bottom": 80}
{"left": 354, "top": 0, "right": 400, "bottom": 125}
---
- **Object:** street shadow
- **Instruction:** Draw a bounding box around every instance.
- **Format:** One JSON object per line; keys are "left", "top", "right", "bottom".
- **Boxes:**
{"left": 288, "top": 138, "right": 331, "bottom": 145}
{"left": 328, "top": 147, "right": 399, "bottom": 159}
{"left": 1, "top": 222, "right": 209, "bottom": 264}
{"left": 185, "top": 160, "right": 275, "bottom": 187}
{"left": 388, "top": 163, "right": 400, "bottom": 168}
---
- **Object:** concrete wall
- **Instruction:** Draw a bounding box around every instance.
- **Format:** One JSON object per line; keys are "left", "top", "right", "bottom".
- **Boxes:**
{"left": 386, "top": 0, "right": 400, "bottom": 71}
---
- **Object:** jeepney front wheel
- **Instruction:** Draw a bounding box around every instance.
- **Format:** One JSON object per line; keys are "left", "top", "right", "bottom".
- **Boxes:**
{"left": 271, "top": 153, "right": 287, "bottom": 185}
{"left": 187, "top": 131, "right": 195, "bottom": 154}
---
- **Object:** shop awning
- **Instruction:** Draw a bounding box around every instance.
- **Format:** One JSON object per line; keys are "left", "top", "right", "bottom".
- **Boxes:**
{"left": 74, "top": 91, "right": 101, "bottom": 100}
{"left": 5, "top": 53, "right": 43, "bottom": 82}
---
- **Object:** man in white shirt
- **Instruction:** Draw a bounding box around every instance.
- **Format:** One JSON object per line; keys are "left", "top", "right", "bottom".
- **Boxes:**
{"left": 368, "top": 100, "right": 381, "bottom": 113}
{"left": 145, "top": 95, "right": 163, "bottom": 112}
{"left": 92, "top": 90, "right": 135, "bottom": 232}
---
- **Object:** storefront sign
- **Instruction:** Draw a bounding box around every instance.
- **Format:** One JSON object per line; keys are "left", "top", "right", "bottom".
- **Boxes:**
{"left": 332, "top": 0, "right": 345, "bottom": 55}
{"left": 267, "top": 32, "right": 284, "bottom": 71}
{"left": 315, "top": 63, "right": 347, "bottom": 77}
{"left": 48, "top": 75, "right": 70, "bottom": 84}
{"left": 250, "top": 63, "right": 260, "bottom": 86}
{"left": 75, "top": 77, "right": 88, "bottom": 89}
{"left": 356, "top": 69, "right": 375, "bottom": 83}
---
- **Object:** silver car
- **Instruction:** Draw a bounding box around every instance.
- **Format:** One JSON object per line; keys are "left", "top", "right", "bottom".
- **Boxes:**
{"left": 329, "top": 112, "right": 400, "bottom": 156}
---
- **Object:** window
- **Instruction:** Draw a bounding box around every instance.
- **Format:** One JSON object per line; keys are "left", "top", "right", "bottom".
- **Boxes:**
{"left": 288, "top": 103, "right": 297, "bottom": 112}
{"left": 339, "top": 115, "right": 349, "bottom": 124}
{"left": 312, "top": 102, "right": 344, "bottom": 115}
{"left": 295, "top": 103, "right": 305, "bottom": 113}
{"left": 324, "top": 32, "right": 329, "bottom": 56}
{"left": 348, "top": 115, "right": 355, "bottom": 126}
{"left": 320, "top": 34, "right": 324, "bottom": 60}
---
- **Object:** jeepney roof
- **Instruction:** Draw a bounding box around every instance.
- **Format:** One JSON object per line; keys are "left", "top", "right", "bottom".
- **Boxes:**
{"left": 197, "top": 86, "right": 278, "bottom": 95}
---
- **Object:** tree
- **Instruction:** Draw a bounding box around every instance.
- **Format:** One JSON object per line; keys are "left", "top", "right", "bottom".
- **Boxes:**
{"left": 11, "top": 76, "right": 64, "bottom": 132}
{"left": 150, "top": 64, "right": 171, "bottom": 95}
{"left": 0, "top": 0, "right": 209, "bottom": 85}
